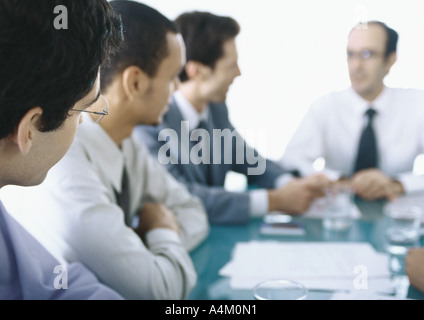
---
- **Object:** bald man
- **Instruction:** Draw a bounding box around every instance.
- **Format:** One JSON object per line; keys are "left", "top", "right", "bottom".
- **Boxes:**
{"left": 281, "top": 21, "right": 424, "bottom": 201}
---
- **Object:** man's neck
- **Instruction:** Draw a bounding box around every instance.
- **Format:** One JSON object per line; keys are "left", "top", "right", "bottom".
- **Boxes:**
{"left": 97, "top": 110, "right": 133, "bottom": 149}
{"left": 179, "top": 84, "right": 209, "bottom": 114}
{"left": 358, "top": 84, "right": 385, "bottom": 103}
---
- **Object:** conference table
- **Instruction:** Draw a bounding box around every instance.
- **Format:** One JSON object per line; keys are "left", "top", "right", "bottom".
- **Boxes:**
{"left": 188, "top": 198, "right": 424, "bottom": 300}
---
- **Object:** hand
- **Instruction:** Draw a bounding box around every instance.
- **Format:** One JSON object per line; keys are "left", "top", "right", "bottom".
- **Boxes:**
{"left": 350, "top": 169, "right": 404, "bottom": 201}
{"left": 268, "top": 174, "right": 331, "bottom": 215}
{"left": 134, "top": 202, "right": 180, "bottom": 240}
{"left": 303, "top": 174, "right": 333, "bottom": 197}
{"left": 406, "top": 248, "right": 424, "bottom": 293}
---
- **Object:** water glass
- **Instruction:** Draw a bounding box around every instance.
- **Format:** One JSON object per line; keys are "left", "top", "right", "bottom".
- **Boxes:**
{"left": 383, "top": 203, "right": 423, "bottom": 275}
{"left": 253, "top": 279, "right": 308, "bottom": 300}
{"left": 323, "top": 184, "right": 353, "bottom": 231}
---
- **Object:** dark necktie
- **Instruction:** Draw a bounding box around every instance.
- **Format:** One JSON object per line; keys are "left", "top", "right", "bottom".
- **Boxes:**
{"left": 115, "top": 166, "right": 131, "bottom": 226}
{"left": 197, "top": 119, "right": 208, "bottom": 130}
{"left": 354, "top": 108, "right": 378, "bottom": 173}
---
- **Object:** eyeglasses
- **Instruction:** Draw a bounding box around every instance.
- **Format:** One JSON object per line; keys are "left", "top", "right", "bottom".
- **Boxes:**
{"left": 347, "top": 49, "right": 384, "bottom": 61}
{"left": 70, "top": 94, "right": 109, "bottom": 124}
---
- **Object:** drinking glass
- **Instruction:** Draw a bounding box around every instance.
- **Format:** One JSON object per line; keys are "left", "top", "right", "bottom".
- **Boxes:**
{"left": 253, "top": 279, "right": 308, "bottom": 300}
{"left": 383, "top": 203, "right": 423, "bottom": 275}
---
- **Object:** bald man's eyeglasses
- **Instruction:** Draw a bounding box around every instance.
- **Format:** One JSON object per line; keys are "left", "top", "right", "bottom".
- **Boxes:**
{"left": 347, "top": 49, "right": 384, "bottom": 60}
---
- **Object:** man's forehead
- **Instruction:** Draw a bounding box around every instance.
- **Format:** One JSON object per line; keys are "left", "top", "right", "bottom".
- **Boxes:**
{"left": 176, "top": 33, "right": 187, "bottom": 66}
{"left": 347, "top": 25, "right": 387, "bottom": 49}
{"left": 219, "top": 38, "right": 238, "bottom": 60}
{"left": 164, "top": 32, "right": 185, "bottom": 68}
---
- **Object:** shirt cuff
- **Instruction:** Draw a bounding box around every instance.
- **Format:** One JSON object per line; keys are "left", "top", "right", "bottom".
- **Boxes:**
{"left": 145, "top": 228, "right": 183, "bottom": 248}
{"left": 274, "top": 173, "right": 295, "bottom": 188}
{"left": 396, "top": 173, "right": 424, "bottom": 194}
{"left": 249, "top": 189, "right": 269, "bottom": 217}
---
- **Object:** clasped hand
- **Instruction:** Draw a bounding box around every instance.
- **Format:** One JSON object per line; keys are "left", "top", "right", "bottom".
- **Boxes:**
{"left": 268, "top": 174, "right": 332, "bottom": 215}
{"left": 269, "top": 168, "right": 405, "bottom": 216}
{"left": 349, "top": 168, "right": 404, "bottom": 201}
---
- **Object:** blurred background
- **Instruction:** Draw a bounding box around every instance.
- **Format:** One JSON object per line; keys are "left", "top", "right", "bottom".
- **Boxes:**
{"left": 130, "top": 0, "right": 424, "bottom": 187}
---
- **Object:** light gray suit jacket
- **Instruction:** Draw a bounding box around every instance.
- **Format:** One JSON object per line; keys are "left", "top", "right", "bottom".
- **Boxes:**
{"left": 134, "top": 98, "right": 291, "bottom": 224}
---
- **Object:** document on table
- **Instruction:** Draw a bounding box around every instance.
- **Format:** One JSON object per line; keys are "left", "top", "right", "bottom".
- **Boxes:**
{"left": 219, "top": 241, "right": 393, "bottom": 293}
{"left": 330, "top": 291, "right": 411, "bottom": 300}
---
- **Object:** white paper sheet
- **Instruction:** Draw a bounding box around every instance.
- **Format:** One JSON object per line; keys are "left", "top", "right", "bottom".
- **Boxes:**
{"left": 330, "top": 290, "right": 412, "bottom": 300}
{"left": 229, "top": 276, "right": 393, "bottom": 293}
{"left": 219, "top": 241, "right": 392, "bottom": 292}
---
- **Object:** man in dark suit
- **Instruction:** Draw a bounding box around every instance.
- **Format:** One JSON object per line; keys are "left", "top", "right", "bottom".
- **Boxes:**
{"left": 134, "top": 11, "right": 330, "bottom": 224}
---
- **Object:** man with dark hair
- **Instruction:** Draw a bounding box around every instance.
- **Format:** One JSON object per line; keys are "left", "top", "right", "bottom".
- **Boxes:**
{"left": 281, "top": 21, "right": 424, "bottom": 200}
{"left": 0, "top": 0, "right": 123, "bottom": 299}
{"left": 135, "top": 11, "right": 330, "bottom": 225}
{"left": 1, "top": 0, "right": 208, "bottom": 300}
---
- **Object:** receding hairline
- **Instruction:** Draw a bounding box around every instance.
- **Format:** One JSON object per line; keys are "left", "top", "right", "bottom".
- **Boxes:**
{"left": 349, "top": 21, "right": 387, "bottom": 37}
{"left": 347, "top": 22, "right": 390, "bottom": 54}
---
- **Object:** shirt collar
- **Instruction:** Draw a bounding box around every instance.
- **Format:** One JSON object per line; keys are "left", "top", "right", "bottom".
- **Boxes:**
{"left": 173, "top": 91, "right": 208, "bottom": 130}
{"left": 349, "top": 86, "right": 391, "bottom": 116}
{"left": 79, "top": 114, "right": 128, "bottom": 192}
{"left": 371, "top": 86, "right": 391, "bottom": 114}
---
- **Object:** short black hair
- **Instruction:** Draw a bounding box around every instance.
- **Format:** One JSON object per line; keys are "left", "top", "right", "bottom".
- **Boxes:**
{"left": 0, "top": 0, "right": 123, "bottom": 140}
{"left": 101, "top": 0, "right": 178, "bottom": 92}
{"left": 175, "top": 11, "right": 240, "bottom": 82}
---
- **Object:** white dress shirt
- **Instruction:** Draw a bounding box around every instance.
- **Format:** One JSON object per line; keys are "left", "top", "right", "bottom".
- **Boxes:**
{"left": 174, "top": 91, "right": 292, "bottom": 217}
{"left": 281, "top": 86, "right": 424, "bottom": 193}
{"left": 0, "top": 114, "right": 209, "bottom": 300}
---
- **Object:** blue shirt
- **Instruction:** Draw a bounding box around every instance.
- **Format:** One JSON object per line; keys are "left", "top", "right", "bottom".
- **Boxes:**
{"left": 0, "top": 200, "right": 123, "bottom": 300}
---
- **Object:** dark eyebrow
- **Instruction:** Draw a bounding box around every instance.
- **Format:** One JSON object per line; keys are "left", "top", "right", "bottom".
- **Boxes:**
{"left": 81, "top": 91, "right": 101, "bottom": 110}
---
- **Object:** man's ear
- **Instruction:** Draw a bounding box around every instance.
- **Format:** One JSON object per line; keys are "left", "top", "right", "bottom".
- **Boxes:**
{"left": 385, "top": 52, "right": 397, "bottom": 74}
{"left": 121, "top": 66, "right": 149, "bottom": 100}
{"left": 185, "top": 61, "right": 210, "bottom": 80}
{"left": 12, "top": 107, "right": 43, "bottom": 155}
